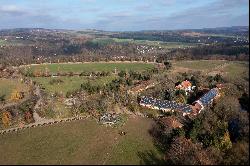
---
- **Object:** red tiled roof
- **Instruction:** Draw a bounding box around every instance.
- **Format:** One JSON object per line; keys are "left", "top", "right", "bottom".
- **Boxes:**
{"left": 181, "top": 80, "right": 192, "bottom": 88}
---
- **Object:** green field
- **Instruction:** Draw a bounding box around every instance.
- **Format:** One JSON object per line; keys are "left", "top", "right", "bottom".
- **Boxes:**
{"left": 223, "top": 61, "right": 249, "bottom": 80}
{"left": 32, "top": 76, "right": 116, "bottom": 96}
{"left": 0, "top": 78, "right": 29, "bottom": 101}
{"left": 22, "top": 62, "right": 154, "bottom": 74}
{"left": 0, "top": 117, "right": 163, "bottom": 165}
{"left": 172, "top": 60, "right": 228, "bottom": 70}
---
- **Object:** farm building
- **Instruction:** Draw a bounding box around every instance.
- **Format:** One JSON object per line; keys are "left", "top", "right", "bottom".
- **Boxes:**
{"left": 192, "top": 87, "right": 220, "bottom": 114}
{"left": 139, "top": 87, "right": 221, "bottom": 116}
{"left": 139, "top": 96, "right": 193, "bottom": 116}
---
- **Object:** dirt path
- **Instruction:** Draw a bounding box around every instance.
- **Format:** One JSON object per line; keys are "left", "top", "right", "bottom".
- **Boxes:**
{"left": 32, "top": 86, "right": 45, "bottom": 121}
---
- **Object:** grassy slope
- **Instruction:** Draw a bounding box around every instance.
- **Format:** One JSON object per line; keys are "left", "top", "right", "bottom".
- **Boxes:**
{"left": 172, "top": 60, "right": 227, "bottom": 70}
{"left": 23, "top": 63, "right": 154, "bottom": 74}
{"left": 223, "top": 61, "right": 249, "bottom": 80}
{"left": 0, "top": 117, "right": 163, "bottom": 165}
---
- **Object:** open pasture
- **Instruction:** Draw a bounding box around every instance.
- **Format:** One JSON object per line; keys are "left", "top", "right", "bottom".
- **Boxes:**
{"left": 0, "top": 117, "right": 163, "bottom": 165}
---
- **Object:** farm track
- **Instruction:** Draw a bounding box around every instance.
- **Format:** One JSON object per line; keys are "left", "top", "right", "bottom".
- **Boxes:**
{"left": 33, "top": 85, "right": 44, "bottom": 122}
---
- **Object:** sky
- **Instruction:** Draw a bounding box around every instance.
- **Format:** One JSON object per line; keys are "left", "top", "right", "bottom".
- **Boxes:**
{"left": 0, "top": 0, "right": 249, "bottom": 31}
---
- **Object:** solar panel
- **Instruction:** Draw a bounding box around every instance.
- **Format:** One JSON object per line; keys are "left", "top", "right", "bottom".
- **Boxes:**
{"left": 198, "top": 88, "right": 218, "bottom": 106}
{"left": 140, "top": 96, "right": 193, "bottom": 113}
{"left": 140, "top": 88, "right": 219, "bottom": 115}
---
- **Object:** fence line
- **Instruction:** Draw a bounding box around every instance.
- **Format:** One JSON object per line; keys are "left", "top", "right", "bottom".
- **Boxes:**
{"left": 0, "top": 115, "right": 90, "bottom": 135}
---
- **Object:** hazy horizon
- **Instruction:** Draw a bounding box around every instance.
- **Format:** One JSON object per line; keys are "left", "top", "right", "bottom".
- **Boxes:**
{"left": 0, "top": 25, "right": 249, "bottom": 32}
{"left": 0, "top": 0, "right": 249, "bottom": 31}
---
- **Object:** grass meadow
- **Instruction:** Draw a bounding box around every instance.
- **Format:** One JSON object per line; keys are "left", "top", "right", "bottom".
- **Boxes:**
{"left": 0, "top": 117, "right": 163, "bottom": 165}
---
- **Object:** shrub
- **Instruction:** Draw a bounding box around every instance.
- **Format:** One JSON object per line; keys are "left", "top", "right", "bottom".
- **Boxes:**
{"left": 163, "top": 61, "right": 172, "bottom": 70}
{"left": 49, "top": 79, "right": 63, "bottom": 85}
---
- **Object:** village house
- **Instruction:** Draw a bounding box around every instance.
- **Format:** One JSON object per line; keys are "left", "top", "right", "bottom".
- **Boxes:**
{"left": 175, "top": 80, "right": 196, "bottom": 95}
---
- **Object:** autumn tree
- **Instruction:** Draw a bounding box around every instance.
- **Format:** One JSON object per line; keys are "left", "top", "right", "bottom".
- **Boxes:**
{"left": 33, "top": 68, "right": 42, "bottom": 77}
{"left": 165, "top": 136, "right": 215, "bottom": 165}
{"left": 24, "top": 111, "right": 34, "bottom": 123}
{"left": 2, "top": 111, "right": 12, "bottom": 128}
{"left": 10, "top": 89, "right": 24, "bottom": 101}
{"left": 0, "top": 95, "right": 5, "bottom": 103}
{"left": 163, "top": 61, "right": 172, "bottom": 70}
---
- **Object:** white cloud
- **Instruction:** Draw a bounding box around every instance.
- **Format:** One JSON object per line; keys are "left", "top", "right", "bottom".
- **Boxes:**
{"left": 0, "top": 5, "right": 27, "bottom": 15}
{"left": 0, "top": 5, "right": 20, "bottom": 12}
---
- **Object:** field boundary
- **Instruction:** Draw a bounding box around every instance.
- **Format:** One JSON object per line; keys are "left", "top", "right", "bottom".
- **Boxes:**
{"left": 16, "top": 61, "right": 156, "bottom": 68}
{"left": 0, "top": 115, "right": 90, "bottom": 135}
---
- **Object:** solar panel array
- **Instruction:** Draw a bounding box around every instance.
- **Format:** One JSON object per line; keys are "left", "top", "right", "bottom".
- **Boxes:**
{"left": 198, "top": 88, "right": 218, "bottom": 106}
{"left": 140, "top": 96, "right": 193, "bottom": 113}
